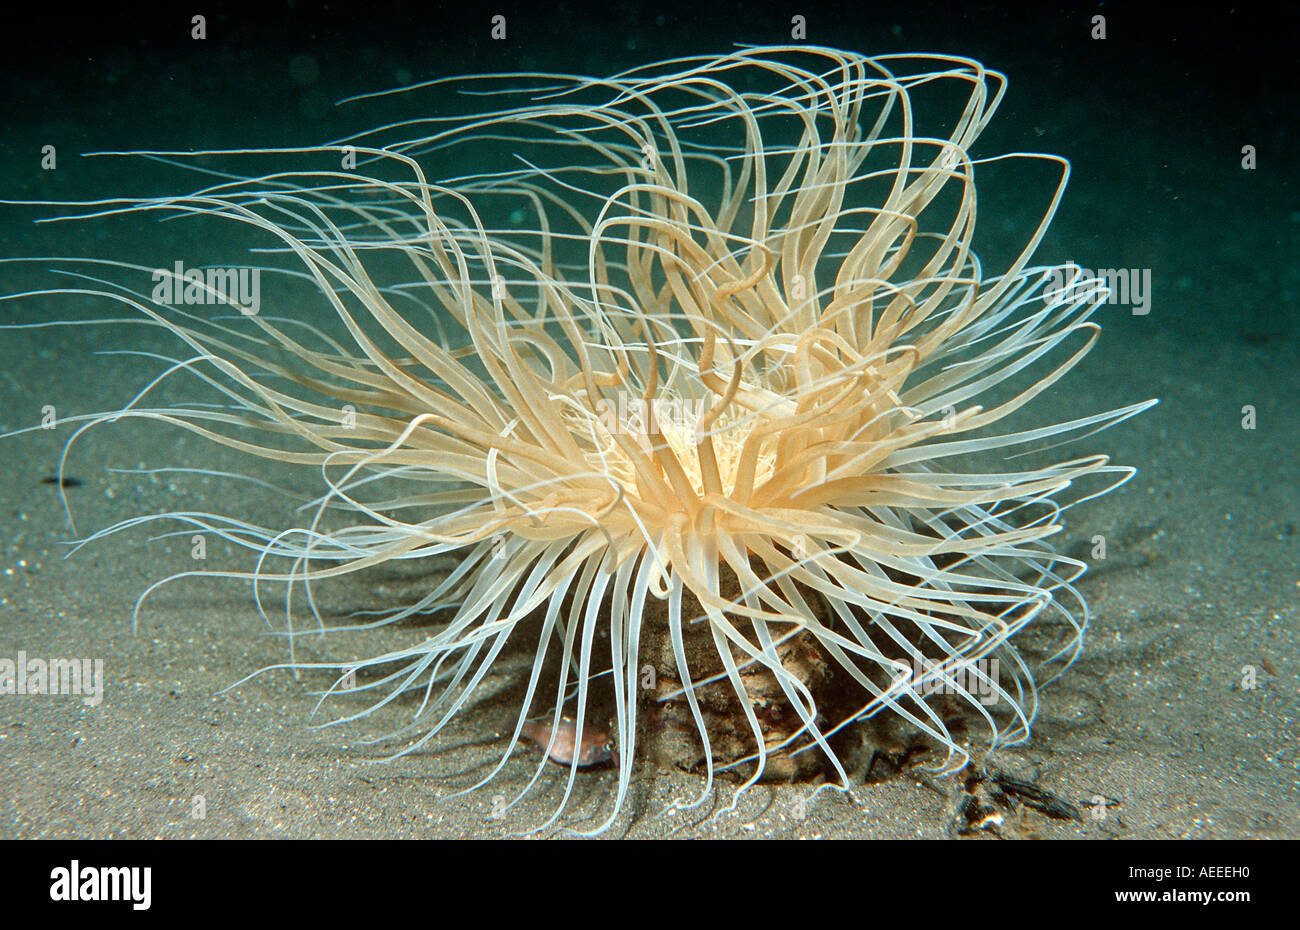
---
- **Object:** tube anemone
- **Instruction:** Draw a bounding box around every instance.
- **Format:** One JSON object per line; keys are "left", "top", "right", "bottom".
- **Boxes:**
{"left": 3, "top": 46, "right": 1154, "bottom": 833}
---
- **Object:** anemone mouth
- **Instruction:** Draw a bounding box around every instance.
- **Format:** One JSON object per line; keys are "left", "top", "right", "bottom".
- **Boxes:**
{"left": 2, "top": 45, "right": 1154, "bottom": 833}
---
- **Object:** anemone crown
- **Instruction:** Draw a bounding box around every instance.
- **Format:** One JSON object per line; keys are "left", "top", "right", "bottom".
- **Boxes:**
{"left": 4, "top": 46, "right": 1154, "bottom": 833}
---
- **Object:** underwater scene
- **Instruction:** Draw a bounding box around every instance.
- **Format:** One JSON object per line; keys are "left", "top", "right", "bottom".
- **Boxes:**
{"left": 0, "top": 1, "right": 1295, "bottom": 852}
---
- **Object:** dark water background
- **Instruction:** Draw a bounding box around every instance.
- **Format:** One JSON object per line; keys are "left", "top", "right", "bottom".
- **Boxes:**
{"left": 1, "top": 2, "right": 1295, "bottom": 342}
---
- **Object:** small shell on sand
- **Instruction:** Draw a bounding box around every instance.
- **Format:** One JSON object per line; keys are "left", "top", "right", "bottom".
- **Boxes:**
{"left": 519, "top": 716, "right": 615, "bottom": 767}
